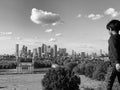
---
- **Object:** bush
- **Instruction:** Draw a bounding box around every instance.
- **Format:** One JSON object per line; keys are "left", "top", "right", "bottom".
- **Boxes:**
{"left": 92, "top": 61, "right": 110, "bottom": 81}
{"left": 84, "top": 62, "right": 95, "bottom": 78}
{"left": 72, "top": 63, "right": 86, "bottom": 75}
{"left": 34, "top": 60, "right": 51, "bottom": 68}
{"left": 64, "top": 62, "right": 78, "bottom": 72}
{"left": 42, "top": 67, "right": 81, "bottom": 90}
{"left": 0, "top": 61, "right": 17, "bottom": 69}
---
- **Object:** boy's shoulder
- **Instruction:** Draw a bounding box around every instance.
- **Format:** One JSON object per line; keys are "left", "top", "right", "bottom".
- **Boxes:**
{"left": 111, "top": 34, "right": 120, "bottom": 39}
{"left": 109, "top": 34, "right": 120, "bottom": 42}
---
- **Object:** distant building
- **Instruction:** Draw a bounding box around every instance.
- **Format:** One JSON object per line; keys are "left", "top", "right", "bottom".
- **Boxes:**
{"left": 15, "top": 44, "right": 19, "bottom": 57}
{"left": 81, "top": 52, "right": 86, "bottom": 60}
{"left": 38, "top": 47, "right": 42, "bottom": 59}
{"left": 33, "top": 48, "right": 38, "bottom": 59}
{"left": 58, "top": 48, "right": 67, "bottom": 56}
{"left": 42, "top": 44, "right": 47, "bottom": 53}
{"left": 27, "top": 50, "right": 32, "bottom": 58}
{"left": 53, "top": 44, "right": 57, "bottom": 57}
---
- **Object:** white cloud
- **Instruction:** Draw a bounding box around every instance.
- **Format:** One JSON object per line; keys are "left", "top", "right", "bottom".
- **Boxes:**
{"left": 15, "top": 38, "right": 45, "bottom": 46}
{"left": 0, "top": 36, "right": 11, "bottom": 40}
{"left": 104, "top": 8, "right": 120, "bottom": 17}
{"left": 0, "top": 32, "right": 12, "bottom": 36}
{"left": 77, "top": 14, "right": 82, "bottom": 18}
{"left": 45, "top": 29, "right": 53, "bottom": 33}
{"left": 15, "top": 37, "right": 22, "bottom": 40}
{"left": 30, "top": 8, "right": 62, "bottom": 26}
{"left": 87, "top": 14, "right": 103, "bottom": 20}
{"left": 49, "top": 38, "right": 57, "bottom": 42}
{"left": 55, "top": 33, "right": 62, "bottom": 37}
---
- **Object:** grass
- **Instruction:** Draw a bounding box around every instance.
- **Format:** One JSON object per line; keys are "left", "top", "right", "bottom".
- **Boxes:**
{"left": 0, "top": 73, "right": 103, "bottom": 90}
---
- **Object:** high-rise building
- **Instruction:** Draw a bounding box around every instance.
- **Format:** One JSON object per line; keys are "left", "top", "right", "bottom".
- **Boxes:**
{"left": 33, "top": 48, "right": 38, "bottom": 59}
{"left": 53, "top": 44, "right": 57, "bottom": 57}
{"left": 47, "top": 45, "right": 51, "bottom": 53}
{"left": 27, "top": 50, "right": 32, "bottom": 58}
{"left": 16, "top": 44, "right": 19, "bottom": 57}
{"left": 81, "top": 52, "right": 86, "bottom": 60}
{"left": 24, "top": 46, "right": 27, "bottom": 58}
{"left": 58, "top": 48, "right": 66, "bottom": 56}
{"left": 50, "top": 48, "right": 54, "bottom": 57}
{"left": 42, "top": 44, "right": 46, "bottom": 53}
{"left": 38, "top": 47, "right": 42, "bottom": 58}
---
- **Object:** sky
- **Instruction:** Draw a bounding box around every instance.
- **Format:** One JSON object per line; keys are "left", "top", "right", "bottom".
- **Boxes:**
{"left": 0, "top": 0, "right": 120, "bottom": 54}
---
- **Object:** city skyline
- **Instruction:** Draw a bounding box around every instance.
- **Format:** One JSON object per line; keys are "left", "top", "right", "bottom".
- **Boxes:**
{"left": 0, "top": 0, "right": 120, "bottom": 54}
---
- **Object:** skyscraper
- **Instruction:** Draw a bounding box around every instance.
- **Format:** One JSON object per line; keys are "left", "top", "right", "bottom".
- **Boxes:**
{"left": 81, "top": 52, "right": 86, "bottom": 60}
{"left": 38, "top": 47, "right": 42, "bottom": 59}
{"left": 53, "top": 44, "right": 57, "bottom": 57}
{"left": 16, "top": 44, "right": 19, "bottom": 57}
{"left": 33, "top": 48, "right": 38, "bottom": 59}
{"left": 28, "top": 50, "right": 32, "bottom": 58}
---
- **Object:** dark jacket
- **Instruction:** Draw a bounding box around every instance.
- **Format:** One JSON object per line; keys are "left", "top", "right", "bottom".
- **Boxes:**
{"left": 108, "top": 34, "right": 120, "bottom": 64}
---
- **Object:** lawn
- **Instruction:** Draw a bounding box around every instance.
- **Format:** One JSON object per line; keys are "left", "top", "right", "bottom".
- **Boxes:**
{"left": 0, "top": 74, "right": 44, "bottom": 90}
{"left": 0, "top": 74, "right": 102, "bottom": 90}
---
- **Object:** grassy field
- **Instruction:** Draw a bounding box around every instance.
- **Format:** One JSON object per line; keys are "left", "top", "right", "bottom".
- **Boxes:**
{"left": 0, "top": 74, "right": 44, "bottom": 90}
{"left": 0, "top": 73, "right": 103, "bottom": 90}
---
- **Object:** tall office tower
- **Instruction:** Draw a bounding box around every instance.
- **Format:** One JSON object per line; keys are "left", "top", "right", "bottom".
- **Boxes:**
{"left": 25, "top": 46, "right": 27, "bottom": 58}
{"left": 16, "top": 44, "right": 19, "bottom": 57}
{"left": 47, "top": 45, "right": 51, "bottom": 53}
{"left": 59, "top": 48, "right": 66, "bottom": 56}
{"left": 53, "top": 44, "right": 57, "bottom": 57}
{"left": 42, "top": 44, "right": 45, "bottom": 53}
{"left": 81, "top": 52, "right": 86, "bottom": 60}
{"left": 44, "top": 44, "right": 47, "bottom": 58}
{"left": 21, "top": 45, "right": 25, "bottom": 58}
{"left": 28, "top": 50, "right": 32, "bottom": 58}
{"left": 33, "top": 48, "right": 38, "bottom": 59}
{"left": 38, "top": 47, "right": 42, "bottom": 59}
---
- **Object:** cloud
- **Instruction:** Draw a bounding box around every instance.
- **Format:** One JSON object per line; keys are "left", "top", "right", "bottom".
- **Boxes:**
{"left": 0, "top": 32, "right": 12, "bottom": 36}
{"left": 49, "top": 38, "right": 57, "bottom": 42}
{"left": 15, "top": 37, "right": 22, "bottom": 40}
{"left": 15, "top": 37, "right": 45, "bottom": 46}
{"left": 30, "top": 8, "right": 62, "bottom": 26}
{"left": 77, "top": 14, "right": 82, "bottom": 18}
{"left": 0, "top": 36, "right": 11, "bottom": 40}
{"left": 87, "top": 14, "right": 103, "bottom": 20}
{"left": 55, "top": 33, "right": 62, "bottom": 37}
{"left": 104, "top": 8, "right": 120, "bottom": 17}
{"left": 45, "top": 29, "right": 53, "bottom": 33}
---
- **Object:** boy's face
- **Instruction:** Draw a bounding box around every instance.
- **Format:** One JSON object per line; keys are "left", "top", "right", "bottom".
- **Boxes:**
{"left": 108, "top": 30, "right": 112, "bottom": 35}
{"left": 108, "top": 28, "right": 112, "bottom": 35}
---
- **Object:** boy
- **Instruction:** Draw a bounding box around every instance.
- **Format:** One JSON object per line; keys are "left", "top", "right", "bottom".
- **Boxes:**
{"left": 106, "top": 19, "right": 120, "bottom": 90}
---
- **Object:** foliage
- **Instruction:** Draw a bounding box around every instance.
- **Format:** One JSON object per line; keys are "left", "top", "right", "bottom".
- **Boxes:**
{"left": 41, "top": 67, "right": 81, "bottom": 90}
{"left": 0, "top": 61, "right": 17, "bottom": 69}
{"left": 64, "top": 62, "right": 78, "bottom": 72}
{"left": 34, "top": 60, "right": 52, "bottom": 68}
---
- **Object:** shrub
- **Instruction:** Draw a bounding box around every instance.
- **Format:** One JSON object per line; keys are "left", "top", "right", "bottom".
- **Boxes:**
{"left": 92, "top": 61, "right": 110, "bottom": 81}
{"left": 0, "top": 61, "right": 17, "bottom": 69}
{"left": 84, "top": 62, "right": 95, "bottom": 78}
{"left": 34, "top": 60, "right": 51, "bottom": 68}
{"left": 72, "top": 63, "right": 86, "bottom": 75}
{"left": 64, "top": 62, "right": 78, "bottom": 72}
{"left": 42, "top": 67, "right": 81, "bottom": 90}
